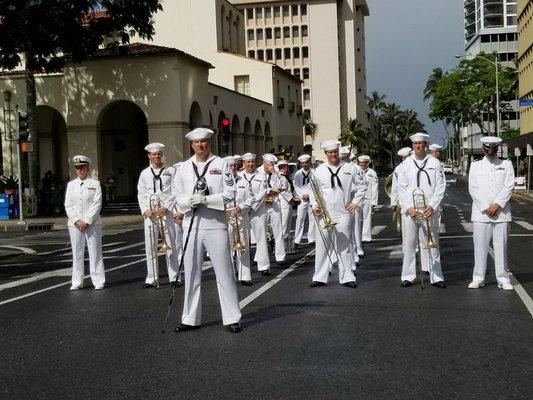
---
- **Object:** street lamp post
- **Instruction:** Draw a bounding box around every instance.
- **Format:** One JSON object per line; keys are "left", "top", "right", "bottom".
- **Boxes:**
{"left": 456, "top": 53, "right": 501, "bottom": 137}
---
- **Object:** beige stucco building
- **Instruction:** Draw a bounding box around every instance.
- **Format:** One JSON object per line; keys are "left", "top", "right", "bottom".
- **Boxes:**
{"left": 228, "top": 0, "right": 370, "bottom": 159}
{"left": 0, "top": 0, "right": 303, "bottom": 204}
{"left": 518, "top": 0, "right": 533, "bottom": 141}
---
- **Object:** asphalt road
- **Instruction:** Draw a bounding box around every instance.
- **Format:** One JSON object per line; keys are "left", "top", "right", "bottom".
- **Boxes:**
{"left": 1, "top": 176, "right": 532, "bottom": 400}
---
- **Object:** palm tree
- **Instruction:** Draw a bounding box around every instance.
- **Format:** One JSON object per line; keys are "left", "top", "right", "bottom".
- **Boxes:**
{"left": 397, "top": 109, "right": 425, "bottom": 147}
{"left": 339, "top": 118, "right": 368, "bottom": 155}
{"left": 366, "top": 91, "right": 387, "bottom": 118}
{"left": 381, "top": 103, "right": 402, "bottom": 169}
{"left": 303, "top": 113, "right": 318, "bottom": 139}
{"left": 424, "top": 67, "right": 445, "bottom": 101}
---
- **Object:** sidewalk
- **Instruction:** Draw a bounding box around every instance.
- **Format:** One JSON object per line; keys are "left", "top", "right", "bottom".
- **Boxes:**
{"left": 455, "top": 173, "right": 533, "bottom": 203}
{"left": 0, "top": 213, "right": 143, "bottom": 232}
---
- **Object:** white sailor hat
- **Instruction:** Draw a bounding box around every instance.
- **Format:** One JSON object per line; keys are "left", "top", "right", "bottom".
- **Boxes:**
{"left": 144, "top": 142, "right": 165, "bottom": 153}
{"left": 321, "top": 140, "right": 341, "bottom": 151}
{"left": 276, "top": 160, "right": 288, "bottom": 167}
{"left": 397, "top": 147, "right": 412, "bottom": 157}
{"left": 480, "top": 136, "right": 502, "bottom": 148}
{"left": 298, "top": 154, "right": 311, "bottom": 163}
{"left": 263, "top": 153, "right": 278, "bottom": 164}
{"left": 339, "top": 146, "right": 351, "bottom": 156}
{"left": 224, "top": 156, "right": 238, "bottom": 165}
{"left": 242, "top": 152, "right": 256, "bottom": 161}
{"left": 358, "top": 155, "right": 371, "bottom": 162}
{"left": 185, "top": 127, "right": 214, "bottom": 141}
{"left": 233, "top": 154, "right": 242, "bottom": 161}
{"left": 428, "top": 143, "right": 443, "bottom": 151}
{"left": 73, "top": 155, "right": 91, "bottom": 166}
{"left": 409, "top": 132, "right": 430, "bottom": 142}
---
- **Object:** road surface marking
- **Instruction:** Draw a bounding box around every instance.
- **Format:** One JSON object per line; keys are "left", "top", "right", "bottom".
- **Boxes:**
{"left": 439, "top": 223, "right": 446, "bottom": 233}
{"left": 239, "top": 250, "right": 315, "bottom": 310}
{"left": 371, "top": 225, "right": 386, "bottom": 236}
{"left": 488, "top": 247, "right": 533, "bottom": 319}
{"left": 0, "top": 268, "right": 71, "bottom": 291}
{"left": 0, "top": 245, "right": 36, "bottom": 255}
{"left": 460, "top": 222, "right": 473, "bottom": 233}
{"left": 514, "top": 220, "right": 533, "bottom": 231}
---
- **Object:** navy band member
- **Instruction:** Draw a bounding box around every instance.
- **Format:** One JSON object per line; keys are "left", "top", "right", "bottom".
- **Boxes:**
{"left": 358, "top": 155, "right": 378, "bottom": 243}
{"left": 64, "top": 155, "right": 105, "bottom": 290}
{"left": 468, "top": 136, "right": 515, "bottom": 291}
{"left": 173, "top": 128, "right": 242, "bottom": 333}
{"left": 293, "top": 154, "right": 315, "bottom": 246}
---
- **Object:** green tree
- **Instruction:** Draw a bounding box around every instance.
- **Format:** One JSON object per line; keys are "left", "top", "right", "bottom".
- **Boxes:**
{"left": 303, "top": 113, "right": 318, "bottom": 139}
{"left": 0, "top": 0, "right": 163, "bottom": 188}
{"left": 423, "top": 67, "right": 445, "bottom": 101}
{"left": 397, "top": 109, "right": 425, "bottom": 148}
{"left": 338, "top": 118, "right": 377, "bottom": 159}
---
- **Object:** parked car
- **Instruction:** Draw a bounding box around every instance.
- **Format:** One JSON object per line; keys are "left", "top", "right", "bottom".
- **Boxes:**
{"left": 443, "top": 164, "right": 453, "bottom": 174}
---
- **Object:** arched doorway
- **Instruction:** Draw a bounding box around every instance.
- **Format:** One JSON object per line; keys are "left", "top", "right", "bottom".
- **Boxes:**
{"left": 97, "top": 100, "right": 148, "bottom": 201}
{"left": 189, "top": 101, "right": 203, "bottom": 129}
{"left": 264, "top": 122, "right": 273, "bottom": 154}
{"left": 35, "top": 106, "right": 68, "bottom": 188}
{"left": 231, "top": 115, "right": 244, "bottom": 154}
{"left": 254, "top": 120, "right": 264, "bottom": 156}
{"left": 243, "top": 117, "right": 254, "bottom": 153}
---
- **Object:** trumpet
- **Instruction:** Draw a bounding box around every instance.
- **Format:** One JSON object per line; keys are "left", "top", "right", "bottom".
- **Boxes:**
{"left": 225, "top": 202, "right": 246, "bottom": 251}
{"left": 148, "top": 194, "right": 171, "bottom": 288}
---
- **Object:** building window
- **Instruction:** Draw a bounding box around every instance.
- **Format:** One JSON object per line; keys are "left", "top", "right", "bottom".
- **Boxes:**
{"left": 301, "top": 4, "right": 307, "bottom": 16}
{"left": 257, "top": 29, "right": 263, "bottom": 40}
{"left": 247, "top": 29, "right": 254, "bottom": 41}
{"left": 266, "top": 49, "right": 273, "bottom": 61}
{"left": 274, "top": 7, "right": 281, "bottom": 18}
{"left": 301, "top": 25, "right": 308, "bottom": 37}
{"left": 256, "top": 7, "right": 262, "bottom": 19}
{"left": 247, "top": 9, "right": 253, "bottom": 20}
{"left": 275, "top": 48, "right": 282, "bottom": 60}
{"left": 282, "top": 5, "right": 289, "bottom": 17}
{"left": 234, "top": 75, "right": 250, "bottom": 96}
{"left": 292, "top": 5, "right": 299, "bottom": 16}
{"left": 257, "top": 49, "right": 264, "bottom": 60}
{"left": 303, "top": 89, "right": 310, "bottom": 101}
{"left": 293, "top": 68, "right": 301, "bottom": 79}
{"left": 293, "top": 47, "right": 300, "bottom": 59}
{"left": 265, "top": 6, "right": 272, "bottom": 19}
{"left": 266, "top": 27, "right": 272, "bottom": 39}
{"left": 284, "top": 47, "right": 291, "bottom": 59}
{"left": 248, "top": 50, "right": 255, "bottom": 58}
{"left": 283, "top": 26, "right": 290, "bottom": 38}
{"left": 303, "top": 68, "right": 309, "bottom": 79}
{"left": 302, "top": 46, "right": 309, "bottom": 58}
{"left": 274, "top": 27, "right": 281, "bottom": 38}
{"left": 292, "top": 26, "right": 299, "bottom": 37}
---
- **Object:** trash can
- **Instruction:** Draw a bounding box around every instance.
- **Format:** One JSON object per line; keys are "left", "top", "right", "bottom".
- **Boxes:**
{"left": 0, "top": 194, "right": 9, "bottom": 221}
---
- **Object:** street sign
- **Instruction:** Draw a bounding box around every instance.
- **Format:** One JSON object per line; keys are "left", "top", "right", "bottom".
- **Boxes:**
{"left": 502, "top": 143, "right": 508, "bottom": 158}
{"left": 527, "top": 144, "right": 533, "bottom": 156}
{"left": 519, "top": 98, "right": 533, "bottom": 107}
{"left": 515, "top": 147, "right": 522, "bottom": 157}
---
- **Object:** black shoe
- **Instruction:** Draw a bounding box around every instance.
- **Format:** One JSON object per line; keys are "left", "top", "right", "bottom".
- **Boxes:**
{"left": 363, "top": 240, "right": 371, "bottom": 244}
{"left": 431, "top": 281, "right": 446, "bottom": 288}
{"left": 142, "top": 283, "right": 155, "bottom": 289}
{"left": 239, "top": 280, "right": 253, "bottom": 286}
{"left": 227, "top": 322, "right": 242, "bottom": 333}
{"left": 424, "top": 271, "right": 430, "bottom": 276}
{"left": 261, "top": 270, "right": 272, "bottom": 276}
{"left": 277, "top": 260, "right": 287, "bottom": 267}
{"left": 343, "top": 281, "right": 357, "bottom": 288}
{"left": 294, "top": 243, "right": 299, "bottom": 251}
{"left": 358, "top": 254, "right": 365, "bottom": 259}
{"left": 310, "top": 281, "right": 326, "bottom": 287}
{"left": 401, "top": 280, "right": 414, "bottom": 287}
{"left": 174, "top": 323, "right": 200, "bottom": 333}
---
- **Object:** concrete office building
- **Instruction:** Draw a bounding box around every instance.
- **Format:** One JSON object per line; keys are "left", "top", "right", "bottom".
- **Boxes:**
{"left": 229, "top": 0, "right": 370, "bottom": 159}
{"left": 461, "top": 0, "right": 520, "bottom": 170}
{"left": 517, "top": 0, "right": 533, "bottom": 142}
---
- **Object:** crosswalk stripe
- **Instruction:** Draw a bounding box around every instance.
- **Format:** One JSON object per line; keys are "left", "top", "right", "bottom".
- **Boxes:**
{"left": 460, "top": 222, "right": 473, "bottom": 233}
{"left": 439, "top": 223, "right": 446, "bottom": 233}
{"left": 514, "top": 220, "right": 533, "bottom": 231}
{"left": 371, "top": 225, "right": 386, "bottom": 235}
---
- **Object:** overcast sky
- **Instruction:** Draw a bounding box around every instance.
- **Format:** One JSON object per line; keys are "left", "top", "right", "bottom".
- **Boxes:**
{"left": 365, "top": 0, "right": 465, "bottom": 145}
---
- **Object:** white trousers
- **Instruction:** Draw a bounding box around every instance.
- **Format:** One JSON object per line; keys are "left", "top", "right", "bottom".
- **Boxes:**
{"left": 228, "top": 213, "right": 252, "bottom": 281}
{"left": 294, "top": 201, "right": 315, "bottom": 244}
{"left": 181, "top": 228, "right": 241, "bottom": 326}
{"left": 362, "top": 199, "right": 373, "bottom": 241}
{"left": 280, "top": 202, "right": 292, "bottom": 240}
{"left": 266, "top": 203, "right": 286, "bottom": 262}
{"left": 472, "top": 222, "right": 510, "bottom": 285}
{"left": 351, "top": 206, "right": 364, "bottom": 260}
{"left": 68, "top": 225, "right": 105, "bottom": 287}
{"left": 143, "top": 213, "right": 179, "bottom": 284}
{"left": 313, "top": 215, "right": 356, "bottom": 284}
{"left": 250, "top": 208, "right": 270, "bottom": 271}
{"left": 401, "top": 213, "right": 444, "bottom": 284}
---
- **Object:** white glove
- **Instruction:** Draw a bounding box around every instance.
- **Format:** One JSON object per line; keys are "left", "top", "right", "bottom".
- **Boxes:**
{"left": 189, "top": 193, "right": 207, "bottom": 208}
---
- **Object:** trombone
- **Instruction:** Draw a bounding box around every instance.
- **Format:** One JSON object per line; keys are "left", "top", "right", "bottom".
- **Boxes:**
{"left": 412, "top": 188, "right": 438, "bottom": 289}
{"left": 149, "top": 194, "right": 172, "bottom": 288}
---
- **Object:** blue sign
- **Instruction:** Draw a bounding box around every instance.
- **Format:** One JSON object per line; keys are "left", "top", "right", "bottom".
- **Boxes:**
{"left": 519, "top": 98, "right": 533, "bottom": 107}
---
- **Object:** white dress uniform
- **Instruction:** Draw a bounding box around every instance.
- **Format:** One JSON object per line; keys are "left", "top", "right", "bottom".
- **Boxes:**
{"left": 174, "top": 153, "right": 241, "bottom": 326}
{"left": 468, "top": 156, "right": 515, "bottom": 287}
{"left": 258, "top": 165, "right": 287, "bottom": 263}
{"left": 65, "top": 175, "right": 106, "bottom": 289}
{"left": 137, "top": 164, "right": 180, "bottom": 285}
{"left": 349, "top": 161, "right": 367, "bottom": 262}
{"left": 361, "top": 167, "right": 378, "bottom": 242}
{"left": 242, "top": 169, "right": 270, "bottom": 271}
{"left": 397, "top": 154, "right": 446, "bottom": 284}
{"left": 293, "top": 167, "right": 316, "bottom": 245}
{"left": 278, "top": 172, "right": 294, "bottom": 241}
{"left": 311, "top": 160, "right": 368, "bottom": 284}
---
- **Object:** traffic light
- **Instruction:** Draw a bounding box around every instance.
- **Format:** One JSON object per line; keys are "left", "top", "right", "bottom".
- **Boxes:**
{"left": 221, "top": 117, "right": 231, "bottom": 144}
{"left": 18, "top": 110, "right": 29, "bottom": 141}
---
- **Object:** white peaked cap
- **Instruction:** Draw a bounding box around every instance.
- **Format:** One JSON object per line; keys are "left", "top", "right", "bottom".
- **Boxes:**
{"left": 321, "top": 140, "right": 341, "bottom": 151}
{"left": 409, "top": 132, "right": 430, "bottom": 142}
{"left": 480, "top": 136, "right": 502, "bottom": 146}
{"left": 233, "top": 154, "right": 242, "bottom": 161}
{"left": 339, "top": 146, "right": 351, "bottom": 156}
{"left": 144, "top": 142, "right": 165, "bottom": 153}
{"left": 73, "top": 155, "right": 91, "bottom": 166}
{"left": 429, "top": 143, "right": 443, "bottom": 150}
{"left": 276, "top": 160, "right": 288, "bottom": 166}
{"left": 263, "top": 153, "right": 278, "bottom": 164}
{"left": 298, "top": 154, "right": 311, "bottom": 162}
{"left": 242, "top": 153, "right": 256, "bottom": 161}
{"left": 397, "top": 147, "right": 412, "bottom": 157}
{"left": 224, "top": 156, "right": 238, "bottom": 165}
{"left": 185, "top": 127, "right": 214, "bottom": 141}
{"left": 358, "top": 155, "right": 371, "bottom": 162}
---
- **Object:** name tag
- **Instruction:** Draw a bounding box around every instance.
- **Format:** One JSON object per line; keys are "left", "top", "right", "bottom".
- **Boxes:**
{"left": 237, "top": 185, "right": 246, "bottom": 189}
{"left": 162, "top": 171, "right": 173, "bottom": 177}
{"left": 88, "top": 187, "right": 96, "bottom": 191}
{"left": 496, "top": 167, "right": 505, "bottom": 171}
{"left": 210, "top": 169, "right": 222, "bottom": 175}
